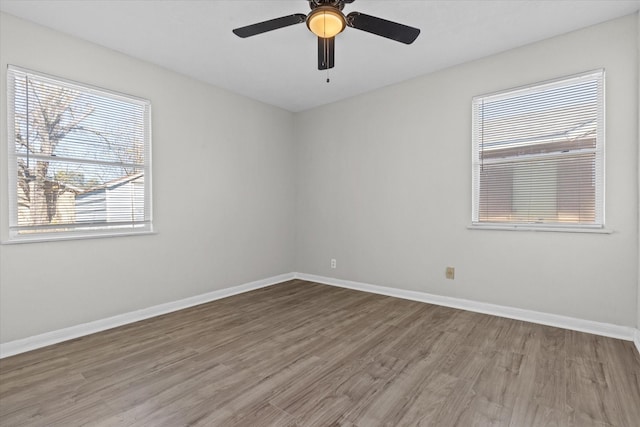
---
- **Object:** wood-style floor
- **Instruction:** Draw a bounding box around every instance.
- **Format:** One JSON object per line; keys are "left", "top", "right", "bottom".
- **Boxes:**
{"left": 1, "top": 279, "right": 639, "bottom": 426}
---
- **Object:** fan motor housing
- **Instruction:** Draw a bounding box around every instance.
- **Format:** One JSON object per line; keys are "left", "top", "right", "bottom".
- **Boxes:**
{"left": 308, "top": 0, "right": 353, "bottom": 11}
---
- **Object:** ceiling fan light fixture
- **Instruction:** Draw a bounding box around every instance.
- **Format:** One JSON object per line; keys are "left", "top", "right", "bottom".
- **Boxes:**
{"left": 307, "top": 7, "right": 346, "bottom": 38}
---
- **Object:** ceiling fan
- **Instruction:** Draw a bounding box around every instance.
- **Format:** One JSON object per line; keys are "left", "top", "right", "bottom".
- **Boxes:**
{"left": 232, "top": 0, "right": 420, "bottom": 70}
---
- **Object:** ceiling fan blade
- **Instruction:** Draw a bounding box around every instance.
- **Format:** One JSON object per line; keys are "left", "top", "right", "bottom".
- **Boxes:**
{"left": 346, "top": 12, "right": 420, "bottom": 44}
{"left": 318, "top": 37, "right": 335, "bottom": 70}
{"left": 233, "top": 13, "right": 306, "bottom": 38}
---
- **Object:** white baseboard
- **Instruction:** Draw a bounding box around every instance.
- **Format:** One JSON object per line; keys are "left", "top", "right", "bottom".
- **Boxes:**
{"left": 0, "top": 273, "right": 295, "bottom": 359}
{"left": 295, "top": 272, "right": 637, "bottom": 343}
{"left": 2, "top": 272, "right": 637, "bottom": 359}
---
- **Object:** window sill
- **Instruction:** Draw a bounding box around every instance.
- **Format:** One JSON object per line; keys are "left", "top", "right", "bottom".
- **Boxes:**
{"left": 467, "top": 224, "right": 613, "bottom": 234}
{"left": 1, "top": 229, "right": 157, "bottom": 245}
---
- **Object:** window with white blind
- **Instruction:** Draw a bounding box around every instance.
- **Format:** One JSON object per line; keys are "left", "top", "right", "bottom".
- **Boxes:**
{"left": 5, "top": 66, "right": 152, "bottom": 243}
{"left": 471, "top": 70, "right": 604, "bottom": 230}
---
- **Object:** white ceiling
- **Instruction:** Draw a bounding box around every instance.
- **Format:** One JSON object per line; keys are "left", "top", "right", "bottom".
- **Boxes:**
{"left": 1, "top": 0, "right": 639, "bottom": 112}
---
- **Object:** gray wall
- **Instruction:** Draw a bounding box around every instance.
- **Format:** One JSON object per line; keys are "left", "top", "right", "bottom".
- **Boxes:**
{"left": 1, "top": 12, "right": 638, "bottom": 345}
{"left": 0, "top": 13, "right": 296, "bottom": 342}
{"left": 295, "top": 14, "right": 639, "bottom": 327}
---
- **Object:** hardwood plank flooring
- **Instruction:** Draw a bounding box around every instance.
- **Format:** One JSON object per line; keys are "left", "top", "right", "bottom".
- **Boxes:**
{"left": 1, "top": 279, "right": 639, "bottom": 426}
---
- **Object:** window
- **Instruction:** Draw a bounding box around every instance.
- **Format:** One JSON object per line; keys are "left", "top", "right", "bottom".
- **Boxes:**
{"left": 471, "top": 70, "right": 604, "bottom": 230}
{"left": 5, "top": 66, "right": 152, "bottom": 243}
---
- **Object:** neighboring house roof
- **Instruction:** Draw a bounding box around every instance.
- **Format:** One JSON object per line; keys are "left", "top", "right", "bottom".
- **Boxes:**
{"left": 77, "top": 172, "right": 144, "bottom": 196}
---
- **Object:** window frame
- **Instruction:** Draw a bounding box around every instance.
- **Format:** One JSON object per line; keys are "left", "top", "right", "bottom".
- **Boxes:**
{"left": 4, "top": 65, "right": 154, "bottom": 244}
{"left": 470, "top": 70, "right": 606, "bottom": 233}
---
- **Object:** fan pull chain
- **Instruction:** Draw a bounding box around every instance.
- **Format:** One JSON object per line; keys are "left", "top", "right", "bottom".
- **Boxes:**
{"left": 325, "top": 14, "right": 329, "bottom": 83}
{"left": 325, "top": 31, "right": 330, "bottom": 83}
{"left": 325, "top": 50, "right": 330, "bottom": 82}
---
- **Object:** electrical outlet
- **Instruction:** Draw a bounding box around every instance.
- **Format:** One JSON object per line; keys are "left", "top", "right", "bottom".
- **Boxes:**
{"left": 331, "top": 258, "right": 337, "bottom": 269}
{"left": 445, "top": 267, "right": 455, "bottom": 280}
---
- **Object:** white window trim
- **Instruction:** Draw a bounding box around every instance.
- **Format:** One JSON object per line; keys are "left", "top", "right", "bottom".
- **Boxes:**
{"left": 4, "top": 65, "right": 154, "bottom": 244}
{"left": 470, "top": 69, "right": 606, "bottom": 233}
{"left": 467, "top": 224, "right": 612, "bottom": 234}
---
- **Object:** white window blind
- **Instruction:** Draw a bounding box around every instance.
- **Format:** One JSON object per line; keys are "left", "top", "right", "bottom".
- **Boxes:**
{"left": 471, "top": 70, "right": 604, "bottom": 229}
{"left": 5, "top": 66, "right": 153, "bottom": 243}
